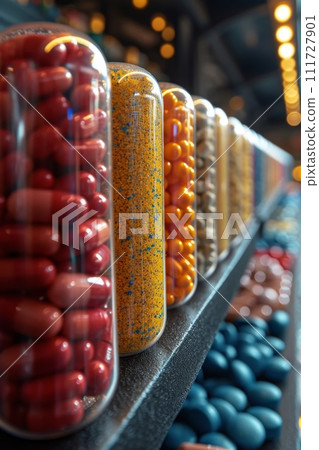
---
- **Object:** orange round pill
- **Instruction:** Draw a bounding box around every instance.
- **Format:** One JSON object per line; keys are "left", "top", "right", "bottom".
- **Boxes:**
{"left": 173, "top": 286, "right": 186, "bottom": 302}
{"left": 179, "top": 140, "right": 190, "bottom": 157}
{"left": 164, "top": 142, "right": 182, "bottom": 161}
{"left": 170, "top": 188, "right": 194, "bottom": 209}
{"left": 166, "top": 257, "right": 182, "bottom": 278}
{"left": 185, "top": 281, "right": 194, "bottom": 295}
{"left": 167, "top": 238, "right": 183, "bottom": 256}
{"left": 178, "top": 125, "right": 193, "bottom": 141}
{"left": 174, "top": 105, "right": 187, "bottom": 122}
{"left": 164, "top": 160, "right": 172, "bottom": 176}
{"left": 176, "top": 274, "right": 192, "bottom": 288}
{"left": 178, "top": 257, "right": 196, "bottom": 280}
{"left": 187, "top": 224, "right": 195, "bottom": 238}
{"left": 166, "top": 275, "right": 175, "bottom": 291}
{"left": 182, "top": 240, "right": 195, "bottom": 254}
{"left": 165, "top": 205, "right": 182, "bottom": 224}
{"left": 170, "top": 161, "right": 189, "bottom": 180}
{"left": 164, "top": 118, "right": 182, "bottom": 143}
{"left": 166, "top": 293, "right": 175, "bottom": 306}
{"left": 163, "top": 92, "right": 178, "bottom": 110}
{"left": 183, "top": 205, "right": 195, "bottom": 224}
{"left": 185, "top": 253, "right": 195, "bottom": 265}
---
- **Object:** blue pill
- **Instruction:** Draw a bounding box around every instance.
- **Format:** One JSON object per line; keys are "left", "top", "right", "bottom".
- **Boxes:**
{"left": 196, "top": 369, "right": 205, "bottom": 385}
{"left": 268, "top": 311, "right": 290, "bottom": 338}
{"left": 236, "top": 332, "right": 256, "bottom": 347}
{"left": 208, "top": 398, "right": 237, "bottom": 433}
{"left": 219, "top": 322, "right": 238, "bottom": 345}
{"left": 256, "top": 343, "right": 274, "bottom": 359}
{"left": 227, "top": 412, "right": 266, "bottom": 449}
{"left": 267, "top": 336, "right": 286, "bottom": 354}
{"left": 247, "top": 406, "right": 283, "bottom": 440}
{"left": 223, "top": 345, "right": 237, "bottom": 361}
{"left": 238, "top": 325, "right": 265, "bottom": 341}
{"left": 234, "top": 317, "right": 269, "bottom": 334}
{"left": 182, "top": 400, "right": 221, "bottom": 434}
{"left": 203, "top": 378, "right": 230, "bottom": 397}
{"left": 212, "top": 385, "right": 247, "bottom": 411}
{"left": 187, "top": 382, "right": 208, "bottom": 402}
{"left": 162, "top": 422, "right": 196, "bottom": 450}
{"left": 237, "top": 344, "right": 264, "bottom": 376}
{"left": 230, "top": 359, "right": 256, "bottom": 390}
{"left": 211, "top": 332, "right": 226, "bottom": 352}
{"left": 203, "top": 350, "right": 229, "bottom": 377}
{"left": 262, "top": 356, "right": 291, "bottom": 382}
{"left": 247, "top": 381, "right": 282, "bottom": 410}
{"left": 200, "top": 432, "right": 237, "bottom": 450}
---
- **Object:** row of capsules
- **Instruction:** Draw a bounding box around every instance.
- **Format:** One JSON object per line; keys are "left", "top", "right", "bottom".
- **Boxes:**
{"left": 0, "top": 23, "right": 291, "bottom": 439}
{"left": 0, "top": 23, "right": 117, "bottom": 438}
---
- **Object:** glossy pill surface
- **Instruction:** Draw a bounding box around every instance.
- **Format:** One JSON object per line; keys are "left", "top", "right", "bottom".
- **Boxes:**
{"left": 227, "top": 413, "right": 266, "bottom": 449}
{"left": 246, "top": 381, "right": 282, "bottom": 410}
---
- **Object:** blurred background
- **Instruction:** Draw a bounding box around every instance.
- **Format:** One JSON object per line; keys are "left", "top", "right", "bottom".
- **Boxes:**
{"left": 0, "top": 0, "right": 301, "bottom": 174}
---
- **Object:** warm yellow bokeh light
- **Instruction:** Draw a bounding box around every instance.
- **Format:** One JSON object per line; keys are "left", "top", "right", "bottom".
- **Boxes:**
{"left": 276, "top": 25, "right": 293, "bottom": 43}
{"left": 280, "top": 58, "right": 296, "bottom": 70}
{"left": 285, "top": 102, "right": 300, "bottom": 113}
{"left": 287, "top": 111, "right": 301, "bottom": 126}
{"left": 278, "top": 42, "right": 295, "bottom": 59}
{"left": 125, "top": 46, "right": 140, "bottom": 65}
{"left": 160, "top": 43, "right": 175, "bottom": 59}
{"left": 292, "top": 165, "right": 301, "bottom": 181}
{"left": 162, "top": 26, "right": 175, "bottom": 41}
{"left": 282, "top": 69, "right": 297, "bottom": 82}
{"left": 274, "top": 4, "right": 292, "bottom": 22}
{"left": 90, "top": 13, "right": 105, "bottom": 34}
{"left": 132, "top": 0, "right": 148, "bottom": 9}
{"left": 151, "top": 15, "right": 166, "bottom": 32}
{"left": 229, "top": 96, "right": 245, "bottom": 111}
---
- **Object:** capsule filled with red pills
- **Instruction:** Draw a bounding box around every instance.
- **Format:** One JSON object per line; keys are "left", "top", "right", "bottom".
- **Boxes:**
{"left": 0, "top": 23, "right": 117, "bottom": 439}
{"left": 160, "top": 83, "right": 197, "bottom": 308}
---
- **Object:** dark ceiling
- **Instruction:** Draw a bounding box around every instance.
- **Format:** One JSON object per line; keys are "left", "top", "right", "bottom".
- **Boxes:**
{"left": 0, "top": 0, "right": 301, "bottom": 156}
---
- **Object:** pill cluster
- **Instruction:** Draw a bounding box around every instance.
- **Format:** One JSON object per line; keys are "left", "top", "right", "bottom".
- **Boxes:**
{"left": 0, "top": 25, "right": 115, "bottom": 436}
{"left": 193, "top": 97, "right": 218, "bottom": 278}
{"left": 162, "top": 312, "right": 291, "bottom": 450}
{"left": 109, "top": 64, "right": 166, "bottom": 355}
{"left": 227, "top": 250, "right": 294, "bottom": 321}
{"left": 161, "top": 84, "right": 197, "bottom": 308}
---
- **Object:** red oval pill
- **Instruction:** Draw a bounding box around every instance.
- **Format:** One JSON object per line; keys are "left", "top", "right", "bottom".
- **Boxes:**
{"left": 94, "top": 341, "right": 113, "bottom": 368}
{"left": 0, "top": 224, "right": 60, "bottom": 256}
{"left": 62, "top": 309, "right": 109, "bottom": 340}
{"left": 89, "top": 192, "right": 109, "bottom": 217}
{"left": 54, "top": 138, "right": 106, "bottom": 167}
{"left": 71, "top": 84, "right": 99, "bottom": 111}
{"left": 73, "top": 340, "right": 95, "bottom": 371}
{"left": 76, "top": 218, "right": 109, "bottom": 252}
{"left": 25, "top": 94, "right": 70, "bottom": 131}
{"left": 14, "top": 34, "right": 67, "bottom": 67}
{"left": 27, "top": 125, "right": 62, "bottom": 160}
{"left": 27, "top": 397, "right": 84, "bottom": 433}
{"left": 30, "top": 169, "right": 55, "bottom": 189}
{"left": 86, "top": 360, "right": 110, "bottom": 396}
{"left": 0, "top": 257, "right": 56, "bottom": 291}
{"left": 0, "top": 336, "right": 72, "bottom": 380}
{"left": 55, "top": 171, "right": 97, "bottom": 199}
{"left": 48, "top": 273, "right": 111, "bottom": 309}
{"left": 84, "top": 244, "right": 110, "bottom": 275}
{"left": 36, "top": 66, "right": 73, "bottom": 98}
{"left": 0, "top": 152, "right": 33, "bottom": 193}
{"left": 21, "top": 371, "right": 86, "bottom": 406}
{"left": 0, "top": 296, "right": 62, "bottom": 338}
{"left": 60, "top": 109, "right": 107, "bottom": 139}
{"left": 7, "top": 188, "right": 88, "bottom": 224}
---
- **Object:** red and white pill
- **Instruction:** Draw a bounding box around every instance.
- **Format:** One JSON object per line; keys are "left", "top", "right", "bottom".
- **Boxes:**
{"left": 48, "top": 273, "right": 111, "bottom": 309}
